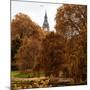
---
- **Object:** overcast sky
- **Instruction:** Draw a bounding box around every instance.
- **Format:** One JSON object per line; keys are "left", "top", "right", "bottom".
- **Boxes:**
{"left": 11, "top": 1, "right": 62, "bottom": 31}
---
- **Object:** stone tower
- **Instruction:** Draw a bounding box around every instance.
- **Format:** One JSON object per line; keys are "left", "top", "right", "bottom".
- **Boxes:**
{"left": 42, "top": 11, "right": 49, "bottom": 31}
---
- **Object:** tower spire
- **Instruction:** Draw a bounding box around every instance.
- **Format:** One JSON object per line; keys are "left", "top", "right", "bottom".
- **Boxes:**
{"left": 42, "top": 11, "right": 49, "bottom": 31}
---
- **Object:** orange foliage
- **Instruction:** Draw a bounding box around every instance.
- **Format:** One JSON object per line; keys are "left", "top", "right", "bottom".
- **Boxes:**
{"left": 41, "top": 32, "right": 67, "bottom": 77}
{"left": 11, "top": 5, "right": 87, "bottom": 85}
{"left": 55, "top": 4, "right": 87, "bottom": 39}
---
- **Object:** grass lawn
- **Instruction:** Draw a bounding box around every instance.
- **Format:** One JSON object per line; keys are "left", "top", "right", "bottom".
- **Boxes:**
{"left": 11, "top": 71, "right": 45, "bottom": 78}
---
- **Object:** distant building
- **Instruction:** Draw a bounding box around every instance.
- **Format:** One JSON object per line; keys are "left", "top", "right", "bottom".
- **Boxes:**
{"left": 42, "top": 11, "right": 49, "bottom": 31}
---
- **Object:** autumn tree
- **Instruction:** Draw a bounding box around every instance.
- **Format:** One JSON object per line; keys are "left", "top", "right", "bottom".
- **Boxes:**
{"left": 55, "top": 4, "right": 87, "bottom": 39}
{"left": 11, "top": 13, "right": 44, "bottom": 39}
{"left": 68, "top": 31, "right": 87, "bottom": 84}
{"left": 42, "top": 32, "right": 67, "bottom": 77}
{"left": 55, "top": 4, "right": 87, "bottom": 84}
{"left": 15, "top": 36, "right": 42, "bottom": 74}
{"left": 11, "top": 13, "right": 44, "bottom": 70}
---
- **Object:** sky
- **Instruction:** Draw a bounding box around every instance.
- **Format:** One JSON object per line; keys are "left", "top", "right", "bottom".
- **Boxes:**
{"left": 11, "top": 1, "right": 62, "bottom": 31}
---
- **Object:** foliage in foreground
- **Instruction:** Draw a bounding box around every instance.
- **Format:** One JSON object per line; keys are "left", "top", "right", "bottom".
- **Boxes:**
{"left": 11, "top": 78, "right": 86, "bottom": 90}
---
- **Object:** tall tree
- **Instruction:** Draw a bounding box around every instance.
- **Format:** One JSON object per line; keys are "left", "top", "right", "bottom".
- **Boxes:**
{"left": 11, "top": 13, "right": 44, "bottom": 70}
{"left": 42, "top": 32, "right": 66, "bottom": 77}
{"left": 55, "top": 4, "right": 87, "bottom": 84}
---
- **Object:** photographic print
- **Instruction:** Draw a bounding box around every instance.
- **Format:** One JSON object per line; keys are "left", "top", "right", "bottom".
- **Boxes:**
{"left": 11, "top": 0, "right": 87, "bottom": 89}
